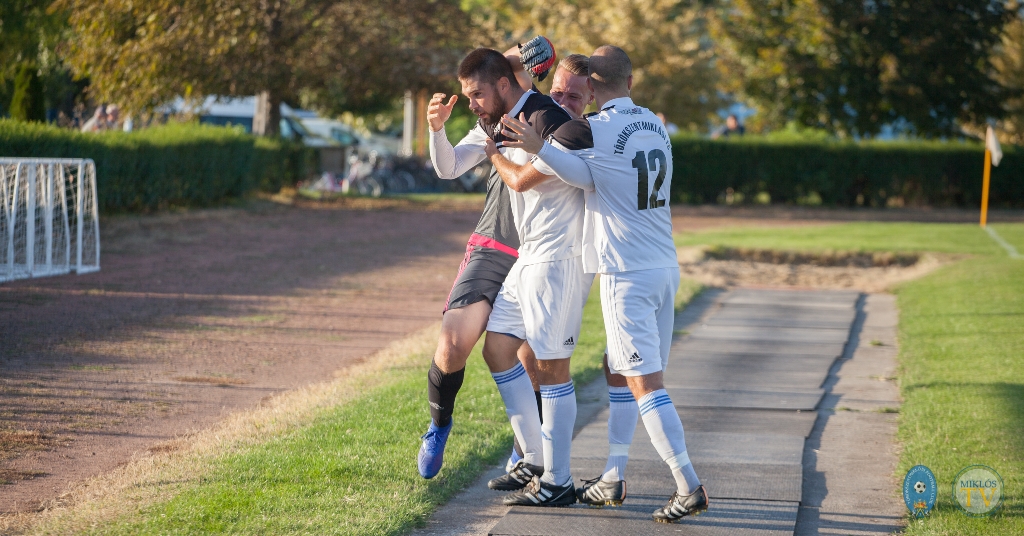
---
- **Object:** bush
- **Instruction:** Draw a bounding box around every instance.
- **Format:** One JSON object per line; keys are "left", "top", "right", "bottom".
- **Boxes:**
{"left": 0, "top": 120, "right": 311, "bottom": 212}
{"left": 670, "top": 136, "right": 1023, "bottom": 208}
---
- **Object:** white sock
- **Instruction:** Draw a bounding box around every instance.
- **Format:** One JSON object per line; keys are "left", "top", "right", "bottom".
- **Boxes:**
{"left": 539, "top": 380, "right": 576, "bottom": 486}
{"left": 638, "top": 389, "right": 701, "bottom": 495}
{"left": 492, "top": 363, "right": 543, "bottom": 466}
{"left": 602, "top": 386, "right": 637, "bottom": 482}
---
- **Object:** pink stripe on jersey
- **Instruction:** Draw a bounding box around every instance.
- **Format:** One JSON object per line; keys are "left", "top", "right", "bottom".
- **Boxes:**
{"left": 468, "top": 233, "right": 519, "bottom": 258}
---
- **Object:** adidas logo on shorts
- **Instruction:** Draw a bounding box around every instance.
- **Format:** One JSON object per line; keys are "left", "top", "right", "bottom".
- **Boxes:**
{"left": 628, "top": 352, "right": 642, "bottom": 364}
{"left": 563, "top": 336, "right": 575, "bottom": 346}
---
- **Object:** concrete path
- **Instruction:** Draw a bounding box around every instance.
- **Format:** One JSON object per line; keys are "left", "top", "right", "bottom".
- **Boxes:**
{"left": 414, "top": 288, "right": 905, "bottom": 536}
{"left": 796, "top": 294, "right": 905, "bottom": 535}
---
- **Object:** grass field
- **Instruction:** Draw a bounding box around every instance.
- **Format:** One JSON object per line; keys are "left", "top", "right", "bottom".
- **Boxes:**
{"left": 42, "top": 280, "right": 700, "bottom": 534}
{"left": 680, "top": 221, "right": 1024, "bottom": 534}
{"left": 676, "top": 221, "right": 1008, "bottom": 256}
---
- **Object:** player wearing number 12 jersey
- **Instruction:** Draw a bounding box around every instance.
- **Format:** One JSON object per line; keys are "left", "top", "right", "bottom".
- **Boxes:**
{"left": 500, "top": 45, "right": 709, "bottom": 523}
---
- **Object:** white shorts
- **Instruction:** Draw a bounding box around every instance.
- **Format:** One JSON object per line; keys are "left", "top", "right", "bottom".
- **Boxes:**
{"left": 601, "top": 267, "right": 680, "bottom": 377}
{"left": 486, "top": 256, "right": 595, "bottom": 360}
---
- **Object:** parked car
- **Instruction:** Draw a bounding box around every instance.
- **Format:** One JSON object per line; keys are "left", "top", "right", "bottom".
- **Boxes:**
{"left": 165, "top": 96, "right": 345, "bottom": 174}
{"left": 300, "top": 118, "right": 397, "bottom": 156}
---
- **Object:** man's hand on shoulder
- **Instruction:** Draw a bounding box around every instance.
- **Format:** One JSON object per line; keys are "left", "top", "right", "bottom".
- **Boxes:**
{"left": 427, "top": 93, "right": 458, "bottom": 132}
{"left": 500, "top": 113, "right": 545, "bottom": 154}
{"left": 485, "top": 137, "right": 500, "bottom": 159}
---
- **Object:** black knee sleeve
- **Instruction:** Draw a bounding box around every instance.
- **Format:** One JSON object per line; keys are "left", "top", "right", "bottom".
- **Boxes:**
{"left": 428, "top": 360, "right": 465, "bottom": 428}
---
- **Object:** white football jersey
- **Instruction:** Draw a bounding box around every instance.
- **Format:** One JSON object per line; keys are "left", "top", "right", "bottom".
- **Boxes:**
{"left": 509, "top": 171, "right": 584, "bottom": 265}
{"left": 571, "top": 97, "right": 678, "bottom": 273}
{"left": 444, "top": 90, "right": 585, "bottom": 265}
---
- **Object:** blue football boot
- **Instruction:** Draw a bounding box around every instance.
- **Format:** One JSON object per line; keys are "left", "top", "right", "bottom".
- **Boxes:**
{"left": 417, "top": 420, "right": 453, "bottom": 479}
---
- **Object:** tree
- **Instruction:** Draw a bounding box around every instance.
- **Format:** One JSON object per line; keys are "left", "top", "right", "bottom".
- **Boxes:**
{"left": 0, "top": 0, "right": 69, "bottom": 117}
{"left": 469, "top": 0, "right": 722, "bottom": 130}
{"left": 0, "top": 1, "right": 65, "bottom": 78}
{"left": 10, "top": 64, "right": 46, "bottom": 122}
{"left": 711, "top": 0, "right": 1016, "bottom": 136}
{"left": 58, "top": 0, "right": 470, "bottom": 135}
{"left": 986, "top": 7, "right": 1024, "bottom": 145}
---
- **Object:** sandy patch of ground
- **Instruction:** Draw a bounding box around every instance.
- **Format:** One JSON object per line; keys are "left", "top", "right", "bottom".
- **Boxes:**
{"left": 667, "top": 204, "right": 1015, "bottom": 292}
{"left": 677, "top": 246, "right": 950, "bottom": 292}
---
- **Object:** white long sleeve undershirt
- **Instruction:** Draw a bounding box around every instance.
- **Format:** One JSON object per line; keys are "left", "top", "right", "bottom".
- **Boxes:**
{"left": 536, "top": 140, "right": 595, "bottom": 191}
{"left": 429, "top": 126, "right": 488, "bottom": 180}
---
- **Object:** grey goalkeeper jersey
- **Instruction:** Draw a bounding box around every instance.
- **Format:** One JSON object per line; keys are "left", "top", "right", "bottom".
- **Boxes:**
{"left": 430, "top": 91, "right": 575, "bottom": 256}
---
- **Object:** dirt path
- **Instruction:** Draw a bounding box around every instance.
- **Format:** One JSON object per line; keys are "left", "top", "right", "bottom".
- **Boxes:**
{"left": 0, "top": 200, "right": 481, "bottom": 514}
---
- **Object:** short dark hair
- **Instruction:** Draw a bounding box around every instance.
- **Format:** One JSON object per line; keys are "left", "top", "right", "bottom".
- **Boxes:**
{"left": 458, "top": 48, "right": 516, "bottom": 86}
{"left": 558, "top": 54, "right": 589, "bottom": 77}
{"left": 589, "top": 45, "right": 632, "bottom": 93}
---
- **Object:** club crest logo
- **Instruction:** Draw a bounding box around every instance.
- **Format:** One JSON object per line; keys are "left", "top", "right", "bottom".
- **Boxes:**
{"left": 952, "top": 465, "right": 1003, "bottom": 517}
{"left": 903, "top": 465, "right": 937, "bottom": 518}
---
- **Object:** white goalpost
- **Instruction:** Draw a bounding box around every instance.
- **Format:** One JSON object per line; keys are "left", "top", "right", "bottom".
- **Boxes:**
{"left": 0, "top": 158, "right": 100, "bottom": 283}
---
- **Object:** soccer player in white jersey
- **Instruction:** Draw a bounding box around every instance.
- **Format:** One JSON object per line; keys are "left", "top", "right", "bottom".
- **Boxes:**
{"left": 426, "top": 45, "right": 599, "bottom": 508}
{"left": 500, "top": 45, "right": 709, "bottom": 523}
{"left": 418, "top": 44, "right": 571, "bottom": 480}
{"left": 478, "top": 52, "right": 603, "bottom": 506}
{"left": 497, "top": 52, "right": 641, "bottom": 509}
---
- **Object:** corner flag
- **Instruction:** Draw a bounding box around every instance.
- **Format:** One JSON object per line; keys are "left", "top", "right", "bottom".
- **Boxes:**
{"left": 980, "top": 126, "right": 1002, "bottom": 226}
{"left": 986, "top": 126, "right": 1003, "bottom": 167}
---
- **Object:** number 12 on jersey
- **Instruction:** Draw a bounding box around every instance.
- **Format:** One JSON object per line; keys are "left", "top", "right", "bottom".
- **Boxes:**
{"left": 631, "top": 149, "right": 667, "bottom": 210}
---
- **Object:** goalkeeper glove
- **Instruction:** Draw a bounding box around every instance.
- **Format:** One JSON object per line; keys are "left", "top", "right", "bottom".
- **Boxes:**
{"left": 519, "top": 36, "right": 556, "bottom": 82}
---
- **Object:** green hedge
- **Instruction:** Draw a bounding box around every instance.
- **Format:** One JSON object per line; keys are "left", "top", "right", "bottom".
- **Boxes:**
{"left": 0, "top": 119, "right": 311, "bottom": 212}
{"left": 670, "top": 136, "right": 1023, "bottom": 208}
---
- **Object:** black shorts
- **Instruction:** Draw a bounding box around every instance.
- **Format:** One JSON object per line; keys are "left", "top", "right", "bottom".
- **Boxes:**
{"left": 444, "top": 235, "right": 518, "bottom": 313}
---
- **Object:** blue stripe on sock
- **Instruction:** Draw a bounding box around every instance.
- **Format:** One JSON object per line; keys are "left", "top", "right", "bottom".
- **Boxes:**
{"left": 540, "top": 385, "right": 573, "bottom": 397}
{"left": 638, "top": 393, "right": 674, "bottom": 415}
{"left": 638, "top": 393, "right": 670, "bottom": 411}
{"left": 609, "top": 393, "right": 636, "bottom": 403}
{"left": 492, "top": 363, "right": 526, "bottom": 385}
{"left": 540, "top": 383, "right": 575, "bottom": 399}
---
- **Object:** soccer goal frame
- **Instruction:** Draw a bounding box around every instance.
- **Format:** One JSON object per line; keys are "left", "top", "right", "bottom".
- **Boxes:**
{"left": 0, "top": 158, "right": 100, "bottom": 283}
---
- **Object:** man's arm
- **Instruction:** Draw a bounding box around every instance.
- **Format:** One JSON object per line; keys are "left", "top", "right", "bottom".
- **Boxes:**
{"left": 429, "top": 127, "right": 488, "bottom": 180}
{"left": 499, "top": 114, "right": 595, "bottom": 191}
{"left": 484, "top": 138, "right": 551, "bottom": 192}
{"left": 427, "top": 92, "right": 488, "bottom": 179}
{"left": 503, "top": 46, "right": 534, "bottom": 93}
{"left": 536, "top": 141, "right": 595, "bottom": 191}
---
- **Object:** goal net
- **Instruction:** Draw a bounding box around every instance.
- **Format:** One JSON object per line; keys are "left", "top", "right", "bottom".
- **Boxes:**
{"left": 0, "top": 158, "right": 100, "bottom": 283}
